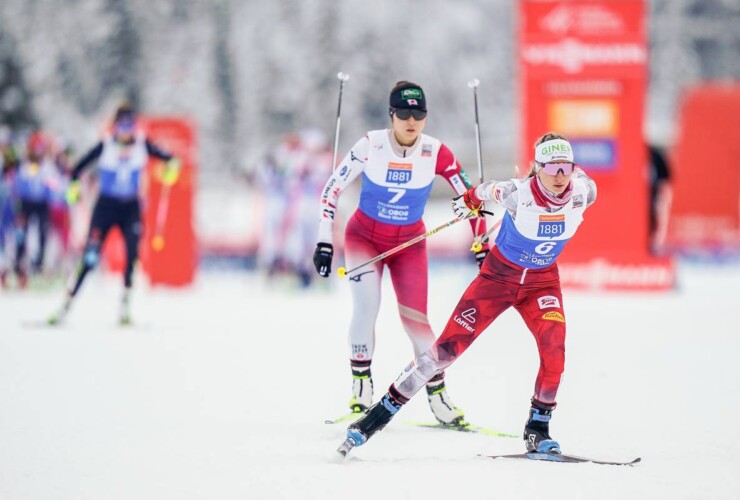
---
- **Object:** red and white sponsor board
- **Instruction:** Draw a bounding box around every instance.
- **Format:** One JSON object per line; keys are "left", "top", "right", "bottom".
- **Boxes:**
{"left": 519, "top": 0, "right": 674, "bottom": 290}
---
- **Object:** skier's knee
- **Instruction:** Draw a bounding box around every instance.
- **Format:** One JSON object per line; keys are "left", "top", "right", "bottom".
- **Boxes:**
{"left": 83, "top": 247, "right": 100, "bottom": 268}
{"left": 14, "top": 227, "right": 26, "bottom": 244}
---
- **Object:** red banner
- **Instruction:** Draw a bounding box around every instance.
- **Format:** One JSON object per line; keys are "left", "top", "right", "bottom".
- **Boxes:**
{"left": 141, "top": 118, "right": 197, "bottom": 286}
{"left": 666, "top": 84, "right": 740, "bottom": 253}
{"left": 519, "top": 0, "right": 674, "bottom": 290}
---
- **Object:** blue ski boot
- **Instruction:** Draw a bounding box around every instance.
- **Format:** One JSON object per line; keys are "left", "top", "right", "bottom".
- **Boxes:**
{"left": 338, "top": 392, "right": 404, "bottom": 457}
{"left": 523, "top": 400, "right": 561, "bottom": 453}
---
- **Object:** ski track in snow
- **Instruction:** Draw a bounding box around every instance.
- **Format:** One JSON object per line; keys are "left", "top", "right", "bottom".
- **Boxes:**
{"left": 1, "top": 261, "right": 739, "bottom": 500}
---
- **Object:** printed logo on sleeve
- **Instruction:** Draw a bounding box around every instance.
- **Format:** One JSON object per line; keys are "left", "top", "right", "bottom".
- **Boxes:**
{"left": 493, "top": 186, "right": 504, "bottom": 204}
{"left": 538, "top": 214, "right": 565, "bottom": 238}
{"left": 450, "top": 174, "right": 464, "bottom": 192}
{"left": 350, "top": 150, "right": 365, "bottom": 163}
{"left": 321, "top": 178, "right": 336, "bottom": 199}
{"left": 386, "top": 162, "right": 412, "bottom": 184}
{"left": 459, "top": 170, "right": 473, "bottom": 188}
{"left": 537, "top": 296, "right": 561, "bottom": 309}
{"left": 542, "top": 311, "right": 565, "bottom": 322}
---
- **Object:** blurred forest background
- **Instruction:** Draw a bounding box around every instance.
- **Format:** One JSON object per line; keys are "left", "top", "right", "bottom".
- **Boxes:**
{"left": 1, "top": 0, "right": 739, "bottom": 180}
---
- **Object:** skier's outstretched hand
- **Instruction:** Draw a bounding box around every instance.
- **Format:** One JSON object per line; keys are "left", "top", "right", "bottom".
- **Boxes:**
{"left": 66, "top": 180, "right": 81, "bottom": 205}
{"left": 451, "top": 187, "right": 483, "bottom": 219}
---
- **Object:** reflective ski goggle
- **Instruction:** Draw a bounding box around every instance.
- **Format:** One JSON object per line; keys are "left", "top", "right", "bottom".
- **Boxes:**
{"left": 538, "top": 161, "right": 575, "bottom": 176}
{"left": 390, "top": 108, "right": 427, "bottom": 121}
{"left": 115, "top": 119, "right": 135, "bottom": 132}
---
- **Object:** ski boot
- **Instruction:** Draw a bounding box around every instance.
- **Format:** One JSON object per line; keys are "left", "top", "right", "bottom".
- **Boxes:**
{"left": 348, "top": 360, "right": 373, "bottom": 413}
{"left": 31, "top": 259, "right": 43, "bottom": 275}
{"left": 523, "top": 399, "right": 560, "bottom": 453}
{"left": 426, "top": 374, "right": 466, "bottom": 427}
{"left": 297, "top": 269, "right": 312, "bottom": 289}
{"left": 339, "top": 392, "right": 404, "bottom": 457}
{"left": 48, "top": 293, "right": 73, "bottom": 325}
{"left": 119, "top": 287, "right": 132, "bottom": 325}
{"left": 15, "top": 266, "right": 28, "bottom": 289}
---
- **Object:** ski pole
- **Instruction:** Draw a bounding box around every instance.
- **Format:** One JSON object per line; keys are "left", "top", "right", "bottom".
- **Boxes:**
{"left": 476, "top": 218, "right": 503, "bottom": 248}
{"left": 337, "top": 217, "right": 463, "bottom": 278}
{"left": 468, "top": 78, "right": 488, "bottom": 252}
{"left": 468, "top": 78, "right": 484, "bottom": 185}
{"left": 331, "top": 72, "right": 350, "bottom": 170}
{"left": 151, "top": 182, "right": 171, "bottom": 251}
{"left": 336, "top": 211, "right": 491, "bottom": 279}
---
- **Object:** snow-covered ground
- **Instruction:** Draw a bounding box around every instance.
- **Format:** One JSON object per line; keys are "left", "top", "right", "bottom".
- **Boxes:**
{"left": 1, "top": 261, "right": 738, "bottom": 500}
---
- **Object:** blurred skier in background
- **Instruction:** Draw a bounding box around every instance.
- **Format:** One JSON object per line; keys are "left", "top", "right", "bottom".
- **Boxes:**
{"left": 12, "top": 131, "right": 57, "bottom": 286}
{"left": 281, "top": 127, "right": 332, "bottom": 287}
{"left": 647, "top": 143, "right": 672, "bottom": 255}
{"left": 0, "top": 140, "right": 17, "bottom": 288}
{"left": 340, "top": 133, "right": 598, "bottom": 457}
{"left": 47, "top": 137, "right": 74, "bottom": 274}
{"left": 0, "top": 125, "right": 21, "bottom": 175}
{"left": 48, "top": 103, "right": 180, "bottom": 325}
{"left": 313, "top": 81, "right": 488, "bottom": 425}
{"left": 254, "top": 132, "right": 299, "bottom": 280}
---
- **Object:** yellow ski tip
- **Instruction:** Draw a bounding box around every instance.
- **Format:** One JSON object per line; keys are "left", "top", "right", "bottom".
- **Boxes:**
{"left": 337, "top": 267, "right": 347, "bottom": 278}
{"left": 152, "top": 236, "right": 165, "bottom": 251}
{"left": 471, "top": 242, "right": 483, "bottom": 253}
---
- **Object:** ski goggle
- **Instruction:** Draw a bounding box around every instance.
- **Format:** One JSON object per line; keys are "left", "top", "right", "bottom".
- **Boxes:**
{"left": 390, "top": 108, "right": 427, "bottom": 121}
{"left": 538, "top": 161, "right": 575, "bottom": 176}
{"left": 115, "top": 119, "right": 136, "bottom": 132}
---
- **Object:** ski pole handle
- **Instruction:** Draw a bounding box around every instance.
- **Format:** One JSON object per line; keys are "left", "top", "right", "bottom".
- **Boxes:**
{"left": 471, "top": 218, "right": 503, "bottom": 252}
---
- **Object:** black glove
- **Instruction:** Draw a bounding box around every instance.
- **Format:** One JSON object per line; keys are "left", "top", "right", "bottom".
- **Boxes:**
{"left": 313, "top": 243, "right": 334, "bottom": 277}
{"left": 475, "top": 249, "right": 489, "bottom": 270}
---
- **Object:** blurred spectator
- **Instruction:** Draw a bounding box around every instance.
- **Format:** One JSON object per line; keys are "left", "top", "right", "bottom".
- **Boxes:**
{"left": 47, "top": 137, "right": 74, "bottom": 273}
{"left": 648, "top": 143, "right": 673, "bottom": 255}
{"left": 283, "top": 127, "right": 332, "bottom": 287}
{"left": 253, "top": 132, "right": 300, "bottom": 280}
{"left": 253, "top": 129, "right": 333, "bottom": 288}
{"left": 12, "top": 131, "right": 56, "bottom": 286}
{"left": 0, "top": 125, "right": 21, "bottom": 174}
{"left": 0, "top": 150, "right": 15, "bottom": 288}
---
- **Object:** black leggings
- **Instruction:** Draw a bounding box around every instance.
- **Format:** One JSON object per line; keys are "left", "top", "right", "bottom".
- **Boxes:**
{"left": 15, "top": 200, "right": 50, "bottom": 272}
{"left": 71, "top": 196, "right": 141, "bottom": 295}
